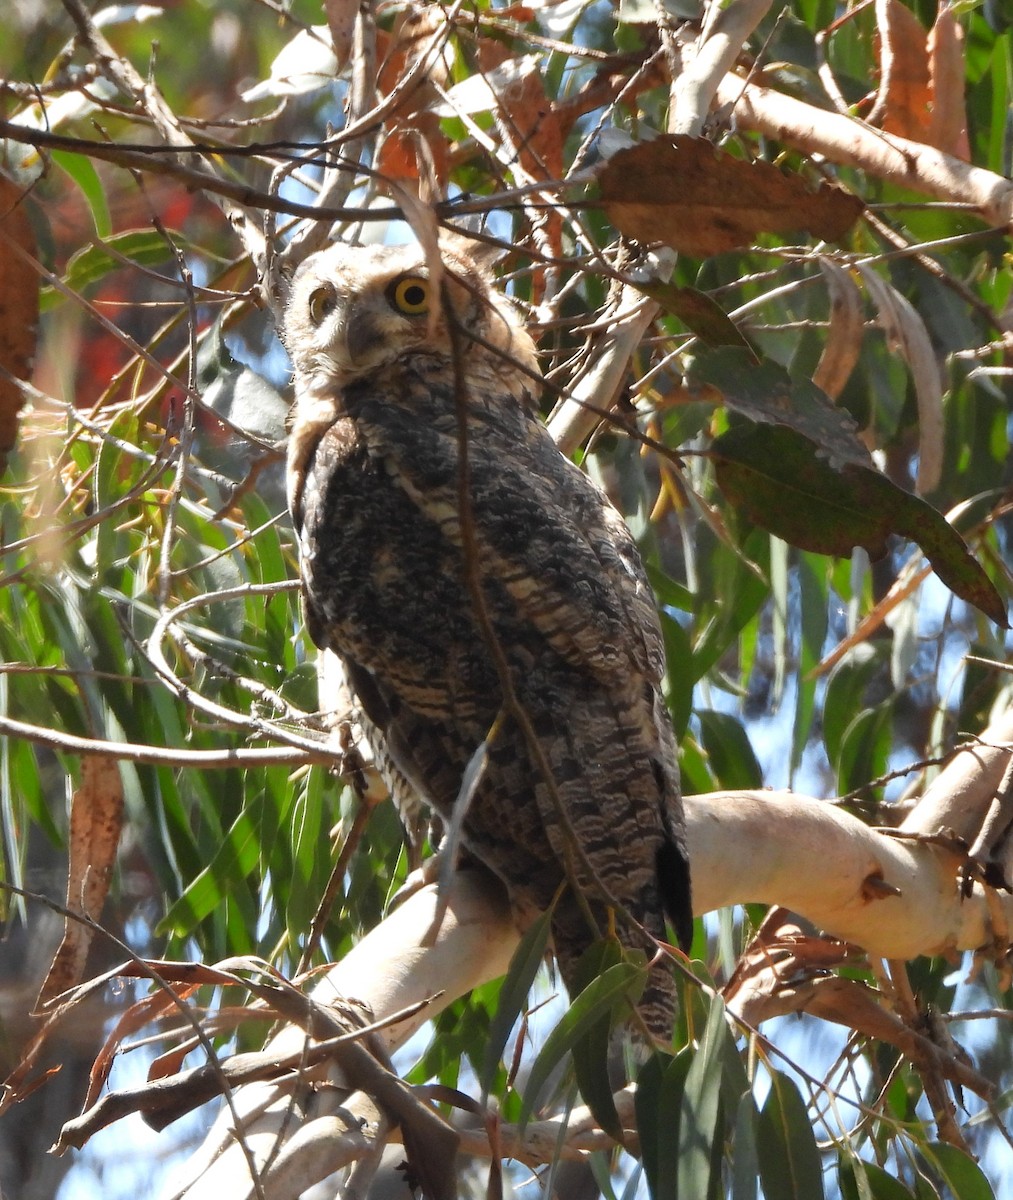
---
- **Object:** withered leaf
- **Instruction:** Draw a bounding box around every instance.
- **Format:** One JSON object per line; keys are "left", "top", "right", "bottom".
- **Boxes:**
{"left": 876, "top": 0, "right": 933, "bottom": 143}
{"left": 35, "top": 756, "right": 124, "bottom": 1011}
{"left": 598, "top": 136, "right": 864, "bottom": 256}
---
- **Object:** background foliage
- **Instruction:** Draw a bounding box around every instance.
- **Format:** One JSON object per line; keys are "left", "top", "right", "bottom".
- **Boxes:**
{"left": 0, "top": 0, "right": 1011, "bottom": 1197}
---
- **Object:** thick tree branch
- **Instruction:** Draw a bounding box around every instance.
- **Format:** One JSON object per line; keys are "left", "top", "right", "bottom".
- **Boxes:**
{"left": 165, "top": 710, "right": 1013, "bottom": 1195}
{"left": 713, "top": 73, "right": 1013, "bottom": 231}
{"left": 687, "top": 789, "right": 1006, "bottom": 960}
{"left": 668, "top": 0, "right": 773, "bottom": 136}
{"left": 164, "top": 868, "right": 517, "bottom": 1198}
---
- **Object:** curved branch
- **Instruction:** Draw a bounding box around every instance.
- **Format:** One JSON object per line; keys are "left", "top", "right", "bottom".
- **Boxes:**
{"left": 668, "top": 0, "right": 773, "bottom": 136}
{"left": 687, "top": 790, "right": 1005, "bottom": 960}
{"left": 165, "top": 868, "right": 518, "bottom": 1198}
{"left": 167, "top": 714, "right": 1013, "bottom": 1195}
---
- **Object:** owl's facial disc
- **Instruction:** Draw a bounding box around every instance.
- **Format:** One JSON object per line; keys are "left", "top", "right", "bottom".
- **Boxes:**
{"left": 306, "top": 272, "right": 436, "bottom": 376}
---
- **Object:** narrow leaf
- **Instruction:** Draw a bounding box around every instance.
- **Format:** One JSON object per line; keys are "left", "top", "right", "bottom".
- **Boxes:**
{"left": 51, "top": 150, "right": 112, "bottom": 237}
{"left": 480, "top": 907, "right": 553, "bottom": 1096}
{"left": 569, "top": 939, "right": 632, "bottom": 1139}
{"left": 755, "top": 1070, "right": 825, "bottom": 1200}
{"left": 858, "top": 266, "right": 944, "bottom": 495}
{"left": 36, "top": 756, "right": 124, "bottom": 1008}
{"left": 49, "top": 229, "right": 183, "bottom": 306}
{"left": 813, "top": 259, "right": 864, "bottom": 399}
{"left": 633, "top": 279, "right": 754, "bottom": 351}
{"left": 678, "top": 995, "right": 729, "bottom": 1200}
{"left": 731, "top": 1093, "right": 759, "bottom": 1200}
{"left": 637, "top": 1050, "right": 693, "bottom": 1200}
{"left": 519, "top": 962, "right": 641, "bottom": 1126}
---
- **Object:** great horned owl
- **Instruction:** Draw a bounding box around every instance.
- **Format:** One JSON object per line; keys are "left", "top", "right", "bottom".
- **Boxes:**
{"left": 283, "top": 235, "right": 692, "bottom": 1042}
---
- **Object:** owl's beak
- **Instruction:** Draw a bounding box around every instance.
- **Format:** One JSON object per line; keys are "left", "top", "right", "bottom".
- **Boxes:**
{"left": 342, "top": 309, "right": 384, "bottom": 369}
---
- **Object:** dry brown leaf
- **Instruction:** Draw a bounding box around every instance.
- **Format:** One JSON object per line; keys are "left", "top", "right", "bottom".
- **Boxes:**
{"left": 813, "top": 258, "right": 865, "bottom": 401}
{"left": 375, "top": 8, "right": 452, "bottom": 191}
{"left": 873, "top": 0, "right": 968, "bottom": 158}
{"left": 598, "top": 136, "right": 863, "bottom": 256}
{"left": 876, "top": 0, "right": 934, "bottom": 143}
{"left": 928, "top": 4, "right": 970, "bottom": 160}
{"left": 376, "top": 115, "right": 450, "bottom": 191}
{"left": 473, "top": 37, "right": 565, "bottom": 261}
{"left": 323, "top": 0, "right": 357, "bottom": 70}
{"left": 377, "top": 7, "right": 450, "bottom": 112}
{"left": 0, "top": 173, "right": 39, "bottom": 465}
{"left": 82, "top": 983, "right": 201, "bottom": 1113}
{"left": 35, "top": 756, "right": 124, "bottom": 1010}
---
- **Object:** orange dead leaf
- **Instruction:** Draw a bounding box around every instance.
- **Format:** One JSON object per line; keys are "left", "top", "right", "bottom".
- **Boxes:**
{"left": 928, "top": 4, "right": 970, "bottom": 159}
{"left": 0, "top": 173, "right": 39, "bottom": 466}
{"left": 81, "top": 983, "right": 201, "bottom": 1113}
{"left": 476, "top": 38, "right": 564, "bottom": 259}
{"left": 876, "top": 0, "right": 934, "bottom": 143}
{"left": 599, "top": 136, "right": 863, "bottom": 256}
{"left": 377, "top": 7, "right": 450, "bottom": 113}
{"left": 35, "top": 756, "right": 124, "bottom": 1010}
{"left": 812, "top": 258, "right": 864, "bottom": 401}
{"left": 322, "top": 0, "right": 357, "bottom": 70}
{"left": 375, "top": 9, "right": 452, "bottom": 193}
{"left": 376, "top": 116, "right": 450, "bottom": 192}
{"left": 874, "top": 0, "right": 968, "bottom": 157}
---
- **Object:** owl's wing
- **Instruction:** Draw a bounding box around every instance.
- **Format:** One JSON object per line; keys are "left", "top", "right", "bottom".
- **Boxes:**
{"left": 351, "top": 386, "right": 666, "bottom": 688}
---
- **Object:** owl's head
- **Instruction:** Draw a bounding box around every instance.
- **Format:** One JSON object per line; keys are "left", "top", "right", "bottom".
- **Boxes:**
{"left": 282, "top": 236, "right": 537, "bottom": 396}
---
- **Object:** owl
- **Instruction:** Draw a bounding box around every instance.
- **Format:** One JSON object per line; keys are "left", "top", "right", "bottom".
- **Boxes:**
{"left": 283, "top": 235, "right": 692, "bottom": 1042}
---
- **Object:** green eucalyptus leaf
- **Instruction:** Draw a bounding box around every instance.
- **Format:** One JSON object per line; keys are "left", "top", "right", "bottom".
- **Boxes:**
{"left": 731, "top": 1092, "right": 760, "bottom": 1200}
{"left": 920, "top": 1143, "right": 996, "bottom": 1200}
{"left": 519, "top": 961, "right": 642, "bottom": 1127}
{"left": 635, "top": 280, "right": 753, "bottom": 351}
{"left": 756, "top": 1070, "right": 825, "bottom": 1200}
{"left": 48, "top": 228, "right": 183, "bottom": 304}
{"left": 687, "top": 347, "right": 871, "bottom": 468}
{"left": 481, "top": 906, "right": 553, "bottom": 1096}
{"left": 840, "top": 1155, "right": 917, "bottom": 1200}
{"left": 51, "top": 150, "right": 111, "bottom": 237}
{"left": 697, "top": 710, "right": 762, "bottom": 789}
{"left": 678, "top": 995, "right": 729, "bottom": 1200}
{"left": 637, "top": 1050, "right": 693, "bottom": 1200}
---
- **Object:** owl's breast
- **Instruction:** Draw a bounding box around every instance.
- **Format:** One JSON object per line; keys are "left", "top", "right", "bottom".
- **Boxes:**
{"left": 296, "top": 412, "right": 499, "bottom": 718}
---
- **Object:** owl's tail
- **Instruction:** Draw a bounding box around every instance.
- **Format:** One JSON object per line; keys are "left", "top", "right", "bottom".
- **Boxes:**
{"left": 657, "top": 835, "right": 694, "bottom": 953}
{"left": 551, "top": 894, "right": 680, "bottom": 1049}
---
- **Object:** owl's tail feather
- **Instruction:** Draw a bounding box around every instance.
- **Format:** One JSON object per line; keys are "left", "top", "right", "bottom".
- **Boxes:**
{"left": 657, "top": 837, "right": 694, "bottom": 953}
{"left": 552, "top": 898, "right": 679, "bottom": 1049}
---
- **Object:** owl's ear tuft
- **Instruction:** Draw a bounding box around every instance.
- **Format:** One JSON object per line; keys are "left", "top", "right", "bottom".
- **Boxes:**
{"left": 439, "top": 227, "right": 507, "bottom": 273}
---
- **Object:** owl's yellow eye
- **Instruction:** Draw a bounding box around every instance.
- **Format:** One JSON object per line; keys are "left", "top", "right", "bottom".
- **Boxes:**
{"left": 389, "top": 276, "right": 430, "bottom": 316}
{"left": 308, "top": 286, "right": 336, "bottom": 325}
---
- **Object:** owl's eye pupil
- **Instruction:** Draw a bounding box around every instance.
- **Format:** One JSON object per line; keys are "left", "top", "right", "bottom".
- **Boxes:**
{"left": 390, "top": 276, "right": 430, "bottom": 315}
{"left": 308, "top": 287, "right": 336, "bottom": 325}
